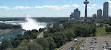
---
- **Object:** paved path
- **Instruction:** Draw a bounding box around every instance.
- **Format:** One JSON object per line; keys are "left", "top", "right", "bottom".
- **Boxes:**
{"left": 37, "top": 32, "right": 43, "bottom": 38}
{"left": 37, "top": 29, "right": 47, "bottom": 38}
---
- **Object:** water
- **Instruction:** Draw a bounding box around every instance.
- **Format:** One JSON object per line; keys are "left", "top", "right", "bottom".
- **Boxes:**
{"left": 0, "top": 32, "right": 24, "bottom": 43}
{"left": 20, "top": 15, "right": 47, "bottom": 30}
{"left": 0, "top": 15, "right": 47, "bottom": 43}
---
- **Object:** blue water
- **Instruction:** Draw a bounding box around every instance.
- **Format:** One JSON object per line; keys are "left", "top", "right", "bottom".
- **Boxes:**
{"left": 0, "top": 32, "right": 24, "bottom": 43}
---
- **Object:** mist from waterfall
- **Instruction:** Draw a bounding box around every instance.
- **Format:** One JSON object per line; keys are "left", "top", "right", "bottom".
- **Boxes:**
{"left": 21, "top": 15, "right": 47, "bottom": 30}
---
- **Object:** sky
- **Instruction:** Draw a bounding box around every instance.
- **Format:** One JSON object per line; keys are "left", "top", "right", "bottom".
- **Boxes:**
{"left": 0, "top": 0, "right": 111, "bottom": 17}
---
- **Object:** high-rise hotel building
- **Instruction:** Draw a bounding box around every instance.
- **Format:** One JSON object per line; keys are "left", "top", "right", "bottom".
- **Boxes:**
{"left": 103, "top": 2, "right": 109, "bottom": 19}
{"left": 70, "top": 8, "right": 81, "bottom": 20}
{"left": 97, "top": 9, "right": 102, "bottom": 17}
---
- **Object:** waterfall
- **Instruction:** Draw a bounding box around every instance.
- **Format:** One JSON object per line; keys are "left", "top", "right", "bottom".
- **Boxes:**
{"left": 21, "top": 15, "right": 47, "bottom": 30}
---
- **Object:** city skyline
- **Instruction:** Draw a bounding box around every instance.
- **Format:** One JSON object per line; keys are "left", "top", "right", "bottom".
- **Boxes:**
{"left": 0, "top": 0, "right": 111, "bottom": 17}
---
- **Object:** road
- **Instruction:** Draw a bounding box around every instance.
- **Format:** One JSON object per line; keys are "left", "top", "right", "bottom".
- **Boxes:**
{"left": 61, "top": 41, "right": 75, "bottom": 50}
{"left": 61, "top": 36, "right": 111, "bottom": 50}
{"left": 61, "top": 38, "right": 83, "bottom": 50}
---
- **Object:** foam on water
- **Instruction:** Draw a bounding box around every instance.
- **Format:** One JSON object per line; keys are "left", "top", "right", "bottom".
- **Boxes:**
{"left": 21, "top": 15, "right": 47, "bottom": 30}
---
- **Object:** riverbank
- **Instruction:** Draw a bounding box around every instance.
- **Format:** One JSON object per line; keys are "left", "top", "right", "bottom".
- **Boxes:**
{"left": 0, "top": 29, "right": 24, "bottom": 34}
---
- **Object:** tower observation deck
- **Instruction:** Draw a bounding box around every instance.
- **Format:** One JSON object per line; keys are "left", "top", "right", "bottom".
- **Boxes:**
{"left": 84, "top": 0, "right": 89, "bottom": 21}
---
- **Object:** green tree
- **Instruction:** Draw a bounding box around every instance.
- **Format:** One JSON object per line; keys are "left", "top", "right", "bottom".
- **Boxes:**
{"left": 27, "top": 42, "right": 43, "bottom": 50}
{"left": 45, "top": 37, "right": 57, "bottom": 50}
{"left": 36, "top": 38, "right": 49, "bottom": 50}
{"left": 105, "top": 27, "right": 111, "bottom": 34}
{"left": 52, "top": 32, "right": 68, "bottom": 47}
{"left": 0, "top": 38, "right": 11, "bottom": 50}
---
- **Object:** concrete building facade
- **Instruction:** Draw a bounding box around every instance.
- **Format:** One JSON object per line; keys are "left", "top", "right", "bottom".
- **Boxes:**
{"left": 103, "top": 2, "right": 109, "bottom": 19}
{"left": 97, "top": 9, "right": 102, "bottom": 19}
{"left": 70, "top": 8, "right": 81, "bottom": 20}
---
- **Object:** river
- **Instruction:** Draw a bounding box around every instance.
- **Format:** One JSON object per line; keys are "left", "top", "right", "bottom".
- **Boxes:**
{"left": 0, "top": 32, "right": 24, "bottom": 43}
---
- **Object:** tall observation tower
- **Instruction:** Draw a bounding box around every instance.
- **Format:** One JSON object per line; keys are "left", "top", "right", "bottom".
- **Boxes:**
{"left": 84, "top": 0, "right": 89, "bottom": 21}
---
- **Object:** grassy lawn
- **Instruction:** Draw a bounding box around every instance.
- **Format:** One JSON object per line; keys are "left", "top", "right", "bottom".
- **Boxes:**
{"left": 96, "top": 27, "right": 111, "bottom": 36}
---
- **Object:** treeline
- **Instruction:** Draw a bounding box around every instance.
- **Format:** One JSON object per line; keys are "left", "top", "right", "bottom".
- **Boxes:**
{"left": 0, "top": 23, "right": 21, "bottom": 29}
{"left": 0, "top": 18, "right": 25, "bottom": 21}
{"left": 91, "top": 20, "right": 111, "bottom": 24}
{"left": 0, "top": 20, "right": 96, "bottom": 50}
{"left": 33, "top": 17, "right": 69, "bottom": 22}
{"left": 0, "top": 17, "right": 69, "bottom": 22}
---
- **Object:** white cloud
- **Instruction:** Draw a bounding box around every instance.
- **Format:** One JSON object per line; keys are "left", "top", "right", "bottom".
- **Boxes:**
{"left": 34, "top": 6, "right": 43, "bottom": 8}
{"left": 35, "top": 5, "right": 70, "bottom": 10}
{"left": 62, "top": 5, "right": 70, "bottom": 8}
{"left": 88, "top": 7, "right": 94, "bottom": 9}
{"left": 92, "top": 4, "right": 97, "bottom": 7}
{"left": 107, "top": 1, "right": 111, "bottom": 5}
{"left": 0, "top": 5, "right": 70, "bottom": 10}
{"left": 107, "top": 1, "right": 111, "bottom": 3}
{"left": 60, "top": 5, "right": 70, "bottom": 9}
{"left": 86, "top": 4, "right": 97, "bottom": 9}
{"left": 35, "top": 6, "right": 58, "bottom": 9}
{"left": 72, "top": 4, "right": 79, "bottom": 8}
{"left": 43, "top": 6, "right": 58, "bottom": 8}
{"left": 13, "top": 6, "right": 33, "bottom": 9}
{"left": 82, "top": 4, "right": 85, "bottom": 6}
{"left": 0, "top": 6, "right": 10, "bottom": 10}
